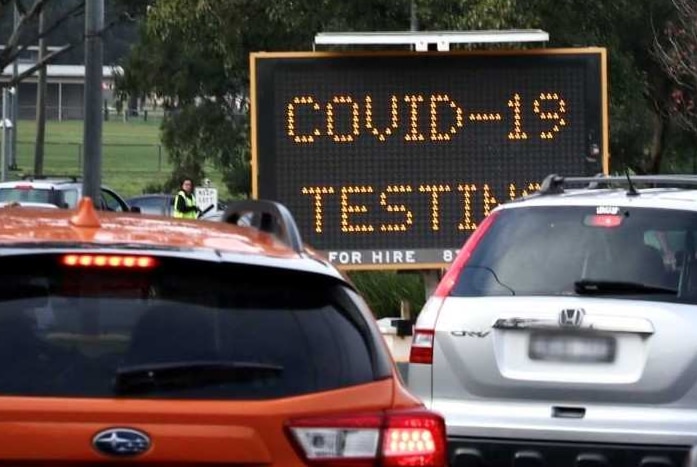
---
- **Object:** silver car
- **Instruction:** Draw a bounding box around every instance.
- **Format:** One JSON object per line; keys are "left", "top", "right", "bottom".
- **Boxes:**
{"left": 408, "top": 174, "right": 697, "bottom": 466}
{"left": 0, "top": 176, "right": 136, "bottom": 212}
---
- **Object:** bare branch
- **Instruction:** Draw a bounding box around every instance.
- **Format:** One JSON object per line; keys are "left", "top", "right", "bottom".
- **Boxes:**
{"left": 13, "top": 0, "right": 27, "bottom": 16}
{"left": 3, "top": 44, "right": 71, "bottom": 89}
{"left": 1, "top": 12, "right": 128, "bottom": 90}
{"left": 653, "top": 0, "right": 697, "bottom": 132}
{"left": 0, "top": 0, "right": 49, "bottom": 69}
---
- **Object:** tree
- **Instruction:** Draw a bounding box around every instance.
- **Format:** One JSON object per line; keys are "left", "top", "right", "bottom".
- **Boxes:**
{"left": 118, "top": 0, "right": 534, "bottom": 196}
{"left": 515, "top": 0, "right": 682, "bottom": 174}
{"left": 655, "top": 0, "right": 697, "bottom": 136}
{"left": 0, "top": 0, "right": 146, "bottom": 90}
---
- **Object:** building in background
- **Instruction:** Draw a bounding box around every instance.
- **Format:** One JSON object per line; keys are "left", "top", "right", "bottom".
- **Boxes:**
{"left": 0, "top": 46, "right": 119, "bottom": 120}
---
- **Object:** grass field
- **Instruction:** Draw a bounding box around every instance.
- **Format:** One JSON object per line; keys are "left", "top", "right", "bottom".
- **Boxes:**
{"left": 12, "top": 119, "right": 225, "bottom": 198}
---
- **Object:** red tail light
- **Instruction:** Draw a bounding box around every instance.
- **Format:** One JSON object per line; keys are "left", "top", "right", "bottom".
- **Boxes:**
{"left": 433, "top": 210, "right": 499, "bottom": 298}
{"left": 409, "top": 329, "right": 435, "bottom": 364}
{"left": 409, "top": 211, "right": 500, "bottom": 366}
{"left": 286, "top": 408, "right": 446, "bottom": 467}
{"left": 61, "top": 254, "right": 156, "bottom": 268}
{"left": 584, "top": 214, "right": 623, "bottom": 228}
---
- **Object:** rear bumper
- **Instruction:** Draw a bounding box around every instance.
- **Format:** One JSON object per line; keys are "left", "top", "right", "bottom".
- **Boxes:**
{"left": 448, "top": 437, "right": 690, "bottom": 467}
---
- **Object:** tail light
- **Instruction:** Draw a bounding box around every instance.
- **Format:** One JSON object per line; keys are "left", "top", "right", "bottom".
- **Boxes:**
{"left": 584, "top": 214, "right": 623, "bottom": 228}
{"left": 408, "top": 211, "right": 500, "bottom": 366}
{"left": 433, "top": 210, "right": 499, "bottom": 298}
{"left": 61, "top": 254, "right": 156, "bottom": 268}
{"left": 286, "top": 408, "right": 446, "bottom": 467}
{"left": 409, "top": 328, "right": 435, "bottom": 364}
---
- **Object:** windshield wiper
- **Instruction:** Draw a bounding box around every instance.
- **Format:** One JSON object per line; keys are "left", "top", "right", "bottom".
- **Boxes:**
{"left": 574, "top": 279, "right": 677, "bottom": 296}
{"left": 113, "top": 360, "right": 284, "bottom": 395}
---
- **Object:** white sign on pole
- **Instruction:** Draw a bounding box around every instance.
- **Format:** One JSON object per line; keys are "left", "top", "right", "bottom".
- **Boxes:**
{"left": 195, "top": 187, "right": 218, "bottom": 211}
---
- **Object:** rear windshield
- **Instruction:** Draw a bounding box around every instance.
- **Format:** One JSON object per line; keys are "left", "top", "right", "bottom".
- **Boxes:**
{"left": 0, "top": 254, "right": 388, "bottom": 399}
{"left": 0, "top": 187, "right": 67, "bottom": 207}
{"left": 453, "top": 206, "right": 697, "bottom": 304}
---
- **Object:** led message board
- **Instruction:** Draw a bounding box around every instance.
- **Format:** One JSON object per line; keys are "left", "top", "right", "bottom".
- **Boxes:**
{"left": 250, "top": 48, "right": 608, "bottom": 270}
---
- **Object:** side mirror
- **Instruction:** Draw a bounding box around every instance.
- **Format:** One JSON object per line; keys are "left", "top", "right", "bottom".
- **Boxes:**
{"left": 129, "top": 206, "right": 141, "bottom": 214}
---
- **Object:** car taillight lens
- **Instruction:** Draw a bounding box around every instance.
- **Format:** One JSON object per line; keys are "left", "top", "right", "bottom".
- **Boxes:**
{"left": 433, "top": 210, "right": 499, "bottom": 298}
{"left": 286, "top": 409, "right": 446, "bottom": 467}
{"left": 408, "top": 211, "right": 500, "bottom": 366}
{"left": 584, "top": 214, "right": 623, "bottom": 228}
{"left": 382, "top": 410, "right": 445, "bottom": 466}
{"left": 61, "top": 254, "right": 156, "bottom": 268}
{"left": 409, "top": 328, "right": 435, "bottom": 364}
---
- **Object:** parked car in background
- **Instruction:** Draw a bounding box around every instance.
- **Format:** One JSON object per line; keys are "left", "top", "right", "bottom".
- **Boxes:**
{"left": 126, "top": 193, "right": 226, "bottom": 218}
{"left": 408, "top": 173, "right": 697, "bottom": 466}
{"left": 0, "top": 197, "right": 447, "bottom": 465}
{"left": 0, "top": 176, "right": 138, "bottom": 212}
{"left": 125, "top": 193, "right": 174, "bottom": 216}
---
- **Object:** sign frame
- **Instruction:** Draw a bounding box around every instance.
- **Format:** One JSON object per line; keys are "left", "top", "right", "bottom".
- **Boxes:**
{"left": 250, "top": 48, "right": 609, "bottom": 270}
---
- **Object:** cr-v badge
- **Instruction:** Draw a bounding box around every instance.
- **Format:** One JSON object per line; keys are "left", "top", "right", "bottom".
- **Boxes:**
{"left": 92, "top": 428, "right": 151, "bottom": 457}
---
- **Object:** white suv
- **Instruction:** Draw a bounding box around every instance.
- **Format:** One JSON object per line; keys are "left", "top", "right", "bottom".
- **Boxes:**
{"left": 0, "top": 176, "right": 136, "bottom": 211}
{"left": 408, "top": 174, "right": 697, "bottom": 467}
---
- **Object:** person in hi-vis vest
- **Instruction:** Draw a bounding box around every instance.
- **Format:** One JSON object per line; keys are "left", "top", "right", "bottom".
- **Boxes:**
{"left": 172, "top": 178, "right": 201, "bottom": 219}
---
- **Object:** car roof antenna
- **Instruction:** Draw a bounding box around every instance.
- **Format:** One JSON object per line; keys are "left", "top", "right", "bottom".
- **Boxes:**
{"left": 625, "top": 168, "right": 639, "bottom": 197}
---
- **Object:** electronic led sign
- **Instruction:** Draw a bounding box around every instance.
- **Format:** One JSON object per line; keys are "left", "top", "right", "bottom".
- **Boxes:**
{"left": 250, "top": 48, "right": 608, "bottom": 269}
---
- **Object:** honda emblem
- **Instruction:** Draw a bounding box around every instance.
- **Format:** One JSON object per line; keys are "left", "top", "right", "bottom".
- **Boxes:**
{"left": 559, "top": 308, "right": 585, "bottom": 327}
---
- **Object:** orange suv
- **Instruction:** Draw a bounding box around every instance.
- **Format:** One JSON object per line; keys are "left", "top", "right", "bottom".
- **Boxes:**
{"left": 0, "top": 198, "right": 445, "bottom": 465}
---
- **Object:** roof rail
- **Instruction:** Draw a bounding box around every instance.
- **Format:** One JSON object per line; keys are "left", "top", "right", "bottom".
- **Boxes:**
{"left": 537, "top": 173, "right": 697, "bottom": 195}
{"left": 21, "top": 174, "right": 81, "bottom": 182}
{"left": 221, "top": 199, "right": 304, "bottom": 254}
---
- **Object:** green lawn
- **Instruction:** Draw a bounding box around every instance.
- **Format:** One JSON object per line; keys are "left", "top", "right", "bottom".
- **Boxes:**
{"left": 12, "top": 119, "right": 225, "bottom": 198}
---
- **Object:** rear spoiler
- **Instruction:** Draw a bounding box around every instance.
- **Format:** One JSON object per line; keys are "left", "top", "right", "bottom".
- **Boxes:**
{"left": 221, "top": 200, "right": 304, "bottom": 254}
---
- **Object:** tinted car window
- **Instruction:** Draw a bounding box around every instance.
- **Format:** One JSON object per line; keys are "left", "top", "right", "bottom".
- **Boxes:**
{"left": 0, "top": 255, "right": 382, "bottom": 398}
{"left": 129, "top": 196, "right": 169, "bottom": 216}
{"left": 100, "top": 190, "right": 125, "bottom": 212}
{"left": 453, "top": 206, "right": 697, "bottom": 304}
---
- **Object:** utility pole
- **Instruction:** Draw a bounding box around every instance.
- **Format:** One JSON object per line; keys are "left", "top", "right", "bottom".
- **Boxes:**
{"left": 34, "top": 6, "right": 47, "bottom": 176}
{"left": 82, "top": 0, "right": 104, "bottom": 201}
{"left": 9, "top": 4, "right": 19, "bottom": 171}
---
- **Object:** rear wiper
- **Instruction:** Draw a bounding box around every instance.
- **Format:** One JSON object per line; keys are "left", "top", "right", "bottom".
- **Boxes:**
{"left": 113, "top": 360, "right": 284, "bottom": 395}
{"left": 574, "top": 279, "right": 677, "bottom": 296}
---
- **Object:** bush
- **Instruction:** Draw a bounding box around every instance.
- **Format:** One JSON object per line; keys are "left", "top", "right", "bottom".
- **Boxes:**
{"left": 348, "top": 271, "right": 427, "bottom": 320}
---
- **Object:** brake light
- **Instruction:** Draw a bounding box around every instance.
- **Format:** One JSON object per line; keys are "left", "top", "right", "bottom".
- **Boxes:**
{"left": 286, "top": 409, "right": 446, "bottom": 467}
{"left": 584, "top": 214, "right": 623, "bottom": 228}
{"left": 61, "top": 254, "right": 156, "bottom": 268}
{"left": 409, "top": 329, "right": 435, "bottom": 364}
{"left": 13, "top": 184, "right": 33, "bottom": 190}
{"left": 433, "top": 210, "right": 499, "bottom": 298}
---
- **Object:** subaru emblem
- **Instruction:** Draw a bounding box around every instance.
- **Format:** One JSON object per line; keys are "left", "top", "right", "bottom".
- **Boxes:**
{"left": 559, "top": 308, "right": 585, "bottom": 327}
{"left": 92, "top": 428, "right": 150, "bottom": 457}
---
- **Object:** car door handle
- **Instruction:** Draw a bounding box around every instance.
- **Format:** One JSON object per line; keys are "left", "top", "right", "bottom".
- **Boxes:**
{"left": 492, "top": 315, "right": 654, "bottom": 335}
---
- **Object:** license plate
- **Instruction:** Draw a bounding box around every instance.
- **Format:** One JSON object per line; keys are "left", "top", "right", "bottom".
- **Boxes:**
{"left": 529, "top": 333, "right": 616, "bottom": 363}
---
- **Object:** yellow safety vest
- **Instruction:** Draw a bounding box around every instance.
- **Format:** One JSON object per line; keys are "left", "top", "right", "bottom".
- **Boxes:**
{"left": 173, "top": 191, "right": 197, "bottom": 219}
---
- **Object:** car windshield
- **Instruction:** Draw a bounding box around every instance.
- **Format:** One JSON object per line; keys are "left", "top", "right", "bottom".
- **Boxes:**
{"left": 0, "top": 254, "right": 381, "bottom": 399}
{"left": 453, "top": 206, "right": 697, "bottom": 304}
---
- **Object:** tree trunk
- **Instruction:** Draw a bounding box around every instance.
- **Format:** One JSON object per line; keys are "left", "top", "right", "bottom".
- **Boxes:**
{"left": 645, "top": 108, "right": 669, "bottom": 174}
